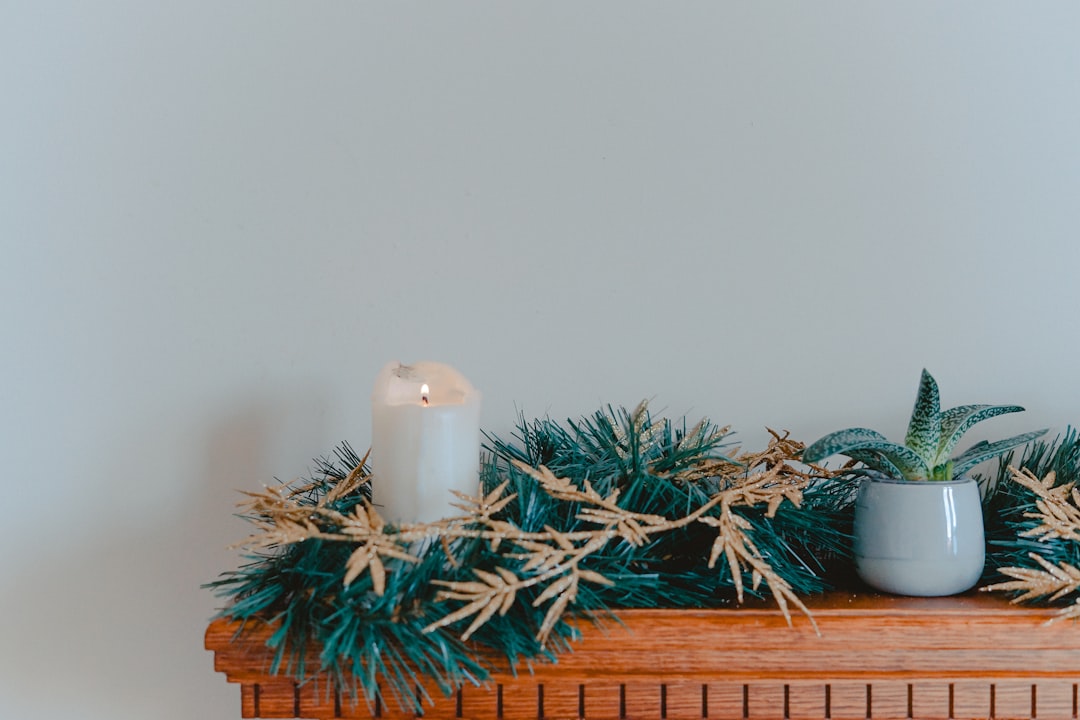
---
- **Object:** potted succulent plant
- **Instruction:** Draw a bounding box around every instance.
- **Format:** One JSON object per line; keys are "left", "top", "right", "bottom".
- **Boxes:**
{"left": 802, "top": 370, "right": 1046, "bottom": 596}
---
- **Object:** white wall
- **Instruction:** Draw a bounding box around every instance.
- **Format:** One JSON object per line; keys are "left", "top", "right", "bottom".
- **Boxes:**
{"left": 3, "top": 3, "right": 1078, "bottom": 718}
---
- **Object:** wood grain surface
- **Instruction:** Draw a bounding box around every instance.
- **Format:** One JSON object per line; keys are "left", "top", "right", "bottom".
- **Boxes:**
{"left": 206, "top": 592, "right": 1080, "bottom": 719}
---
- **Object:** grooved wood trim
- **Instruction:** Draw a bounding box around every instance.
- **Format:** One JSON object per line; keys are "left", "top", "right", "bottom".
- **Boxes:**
{"left": 206, "top": 592, "right": 1080, "bottom": 719}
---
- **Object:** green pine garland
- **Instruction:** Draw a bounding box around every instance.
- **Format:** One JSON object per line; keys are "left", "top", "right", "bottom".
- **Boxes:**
{"left": 982, "top": 428, "right": 1080, "bottom": 603}
{"left": 482, "top": 406, "right": 854, "bottom": 607}
{"left": 207, "top": 404, "right": 853, "bottom": 713}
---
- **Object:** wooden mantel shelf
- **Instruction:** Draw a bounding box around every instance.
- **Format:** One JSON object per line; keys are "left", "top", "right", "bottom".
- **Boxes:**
{"left": 206, "top": 592, "right": 1080, "bottom": 719}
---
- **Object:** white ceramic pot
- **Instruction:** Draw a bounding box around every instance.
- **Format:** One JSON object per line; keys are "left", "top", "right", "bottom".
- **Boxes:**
{"left": 853, "top": 475, "right": 985, "bottom": 596}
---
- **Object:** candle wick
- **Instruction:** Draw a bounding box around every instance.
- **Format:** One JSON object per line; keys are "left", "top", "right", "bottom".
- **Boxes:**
{"left": 422, "top": 396, "right": 429, "bottom": 407}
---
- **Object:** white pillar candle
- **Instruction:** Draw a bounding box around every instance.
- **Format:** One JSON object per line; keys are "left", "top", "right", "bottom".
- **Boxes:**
{"left": 371, "top": 361, "right": 481, "bottom": 524}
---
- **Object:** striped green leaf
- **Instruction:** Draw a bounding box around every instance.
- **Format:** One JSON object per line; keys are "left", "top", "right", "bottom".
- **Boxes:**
{"left": 929, "top": 460, "right": 954, "bottom": 482}
{"left": 905, "top": 369, "right": 941, "bottom": 467}
{"left": 935, "top": 404, "right": 1025, "bottom": 467}
{"left": 802, "top": 427, "right": 930, "bottom": 480}
{"left": 951, "top": 429, "right": 1049, "bottom": 477}
{"left": 845, "top": 449, "right": 905, "bottom": 479}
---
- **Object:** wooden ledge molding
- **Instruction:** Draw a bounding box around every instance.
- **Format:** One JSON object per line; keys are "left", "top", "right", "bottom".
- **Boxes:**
{"left": 206, "top": 592, "right": 1080, "bottom": 719}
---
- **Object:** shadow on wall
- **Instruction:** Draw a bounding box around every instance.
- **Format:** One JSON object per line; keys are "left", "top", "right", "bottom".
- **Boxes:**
{"left": 0, "top": 395, "right": 335, "bottom": 720}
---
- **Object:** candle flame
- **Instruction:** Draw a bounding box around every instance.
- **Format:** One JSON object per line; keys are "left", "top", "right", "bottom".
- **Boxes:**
{"left": 420, "top": 384, "right": 430, "bottom": 406}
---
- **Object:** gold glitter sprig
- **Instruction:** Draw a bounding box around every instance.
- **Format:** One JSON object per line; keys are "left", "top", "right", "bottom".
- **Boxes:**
{"left": 983, "top": 466, "right": 1080, "bottom": 622}
{"left": 1012, "top": 468, "right": 1080, "bottom": 543}
{"left": 424, "top": 529, "right": 614, "bottom": 645}
{"left": 699, "top": 430, "right": 823, "bottom": 632}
